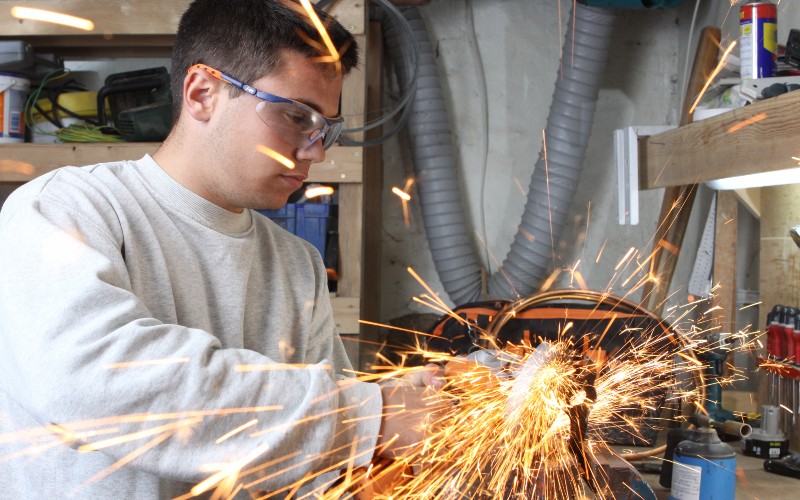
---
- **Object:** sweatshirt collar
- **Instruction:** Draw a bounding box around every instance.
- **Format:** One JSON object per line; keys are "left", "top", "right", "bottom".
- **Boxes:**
{"left": 137, "top": 154, "right": 252, "bottom": 234}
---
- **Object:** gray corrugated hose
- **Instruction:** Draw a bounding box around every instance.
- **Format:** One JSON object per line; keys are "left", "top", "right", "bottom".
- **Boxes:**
{"left": 383, "top": 4, "right": 616, "bottom": 303}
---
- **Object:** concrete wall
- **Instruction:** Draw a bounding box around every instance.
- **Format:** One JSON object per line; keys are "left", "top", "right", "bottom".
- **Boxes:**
{"left": 379, "top": 0, "right": 800, "bottom": 331}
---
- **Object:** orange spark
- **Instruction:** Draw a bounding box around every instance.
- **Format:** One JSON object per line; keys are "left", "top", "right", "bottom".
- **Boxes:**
{"left": 689, "top": 40, "right": 737, "bottom": 115}
{"left": 215, "top": 419, "right": 259, "bottom": 445}
{"left": 727, "top": 112, "right": 767, "bottom": 133}
{"left": 304, "top": 185, "right": 334, "bottom": 199}
{"left": 235, "top": 363, "right": 331, "bottom": 372}
{"left": 298, "top": 0, "right": 341, "bottom": 71}
{"left": 11, "top": 6, "right": 94, "bottom": 31}
{"left": 614, "top": 247, "right": 636, "bottom": 271}
{"left": 0, "top": 160, "right": 36, "bottom": 175}
{"left": 104, "top": 357, "right": 190, "bottom": 369}
{"left": 392, "top": 186, "right": 411, "bottom": 201}
{"left": 256, "top": 144, "right": 294, "bottom": 169}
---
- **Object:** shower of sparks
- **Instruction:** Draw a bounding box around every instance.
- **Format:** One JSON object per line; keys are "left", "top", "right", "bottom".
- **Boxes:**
{"left": 0, "top": 270, "right": 763, "bottom": 498}
{"left": 339, "top": 328, "right": 717, "bottom": 498}
{"left": 256, "top": 145, "right": 295, "bottom": 169}
{"left": 10, "top": 6, "right": 95, "bottom": 31}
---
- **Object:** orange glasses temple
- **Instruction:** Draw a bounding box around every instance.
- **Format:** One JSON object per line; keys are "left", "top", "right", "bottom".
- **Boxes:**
{"left": 188, "top": 63, "right": 224, "bottom": 81}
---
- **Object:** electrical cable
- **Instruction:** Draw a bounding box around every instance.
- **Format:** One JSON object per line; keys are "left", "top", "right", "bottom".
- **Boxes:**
{"left": 465, "top": 0, "right": 492, "bottom": 278}
{"left": 54, "top": 124, "right": 123, "bottom": 143}
{"left": 337, "top": 0, "right": 419, "bottom": 147}
{"left": 25, "top": 68, "right": 122, "bottom": 143}
{"left": 24, "top": 67, "right": 71, "bottom": 133}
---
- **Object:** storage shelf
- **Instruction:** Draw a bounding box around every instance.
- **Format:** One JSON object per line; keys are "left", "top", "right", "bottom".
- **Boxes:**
{"left": 0, "top": 0, "right": 372, "bottom": 343}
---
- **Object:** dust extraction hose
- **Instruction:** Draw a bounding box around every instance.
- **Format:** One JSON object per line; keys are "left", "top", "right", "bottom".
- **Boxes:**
{"left": 383, "top": 4, "right": 616, "bottom": 303}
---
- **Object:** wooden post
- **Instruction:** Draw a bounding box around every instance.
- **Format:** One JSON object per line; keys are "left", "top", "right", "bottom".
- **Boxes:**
{"left": 641, "top": 27, "right": 721, "bottom": 315}
{"left": 358, "top": 20, "right": 385, "bottom": 371}
{"left": 712, "top": 191, "right": 738, "bottom": 334}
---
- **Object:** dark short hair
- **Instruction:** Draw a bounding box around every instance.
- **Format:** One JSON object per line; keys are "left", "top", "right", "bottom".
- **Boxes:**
{"left": 169, "top": 0, "right": 359, "bottom": 121}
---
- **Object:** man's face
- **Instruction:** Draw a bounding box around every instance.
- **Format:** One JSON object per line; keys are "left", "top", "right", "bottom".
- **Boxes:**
{"left": 200, "top": 50, "right": 342, "bottom": 212}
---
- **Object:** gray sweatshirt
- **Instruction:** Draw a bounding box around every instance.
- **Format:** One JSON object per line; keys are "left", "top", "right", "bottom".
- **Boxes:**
{"left": 0, "top": 155, "right": 381, "bottom": 498}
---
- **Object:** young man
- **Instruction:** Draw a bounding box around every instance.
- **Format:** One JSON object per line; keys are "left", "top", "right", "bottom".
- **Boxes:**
{"left": 0, "top": 0, "right": 434, "bottom": 497}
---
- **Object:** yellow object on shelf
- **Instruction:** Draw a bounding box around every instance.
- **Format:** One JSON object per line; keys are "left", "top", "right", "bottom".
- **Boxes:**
{"left": 32, "top": 91, "right": 110, "bottom": 122}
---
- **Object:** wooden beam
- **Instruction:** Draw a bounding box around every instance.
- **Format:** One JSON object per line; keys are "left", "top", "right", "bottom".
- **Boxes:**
{"left": 642, "top": 89, "right": 800, "bottom": 190}
{"left": 0, "top": 144, "right": 363, "bottom": 183}
{"left": 641, "top": 27, "right": 721, "bottom": 315}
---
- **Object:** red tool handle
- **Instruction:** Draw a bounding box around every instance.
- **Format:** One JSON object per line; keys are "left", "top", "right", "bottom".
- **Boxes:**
{"left": 767, "top": 306, "right": 784, "bottom": 359}
{"left": 784, "top": 308, "right": 796, "bottom": 361}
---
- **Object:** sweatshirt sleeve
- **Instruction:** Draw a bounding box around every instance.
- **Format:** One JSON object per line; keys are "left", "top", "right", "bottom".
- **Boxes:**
{"left": 0, "top": 179, "right": 383, "bottom": 495}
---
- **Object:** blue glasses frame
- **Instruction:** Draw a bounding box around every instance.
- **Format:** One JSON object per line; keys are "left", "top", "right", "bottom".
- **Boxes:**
{"left": 189, "top": 63, "right": 344, "bottom": 150}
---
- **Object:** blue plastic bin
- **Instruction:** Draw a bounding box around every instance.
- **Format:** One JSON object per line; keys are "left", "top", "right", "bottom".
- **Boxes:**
{"left": 256, "top": 203, "right": 335, "bottom": 258}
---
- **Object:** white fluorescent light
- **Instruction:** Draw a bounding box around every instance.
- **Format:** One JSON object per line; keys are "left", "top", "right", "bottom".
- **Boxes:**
{"left": 706, "top": 166, "right": 800, "bottom": 190}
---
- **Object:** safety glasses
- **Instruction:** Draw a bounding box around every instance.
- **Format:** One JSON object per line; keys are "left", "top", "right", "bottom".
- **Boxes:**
{"left": 188, "top": 63, "right": 344, "bottom": 150}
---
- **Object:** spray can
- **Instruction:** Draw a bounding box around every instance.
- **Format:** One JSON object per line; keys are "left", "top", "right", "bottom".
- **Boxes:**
{"left": 740, "top": 0, "right": 778, "bottom": 79}
{"left": 669, "top": 427, "right": 736, "bottom": 500}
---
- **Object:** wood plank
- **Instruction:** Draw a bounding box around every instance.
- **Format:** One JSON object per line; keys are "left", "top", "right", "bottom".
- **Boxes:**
{"left": 336, "top": 183, "right": 363, "bottom": 299}
{"left": 712, "top": 191, "right": 738, "bottom": 334}
{"left": 0, "top": 144, "right": 362, "bottom": 183}
{"left": 643, "top": 89, "right": 800, "bottom": 189}
{"left": 641, "top": 27, "right": 720, "bottom": 316}
{"left": 331, "top": 296, "right": 360, "bottom": 334}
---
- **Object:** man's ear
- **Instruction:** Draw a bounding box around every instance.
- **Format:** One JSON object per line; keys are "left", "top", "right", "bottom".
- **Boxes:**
{"left": 183, "top": 69, "right": 220, "bottom": 122}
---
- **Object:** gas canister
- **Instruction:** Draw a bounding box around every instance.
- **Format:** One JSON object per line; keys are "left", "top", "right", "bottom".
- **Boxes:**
{"left": 669, "top": 427, "right": 736, "bottom": 500}
{"left": 740, "top": 0, "right": 778, "bottom": 79}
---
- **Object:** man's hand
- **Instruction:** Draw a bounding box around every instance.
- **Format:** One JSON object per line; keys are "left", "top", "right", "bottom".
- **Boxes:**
{"left": 396, "top": 363, "right": 445, "bottom": 389}
{"left": 375, "top": 384, "right": 446, "bottom": 459}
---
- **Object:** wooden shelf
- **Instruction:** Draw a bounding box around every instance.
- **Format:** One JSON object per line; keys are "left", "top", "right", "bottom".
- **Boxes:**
{"left": 0, "top": 143, "right": 364, "bottom": 184}
{"left": 641, "top": 90, "right": 800, "bottom": 189}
